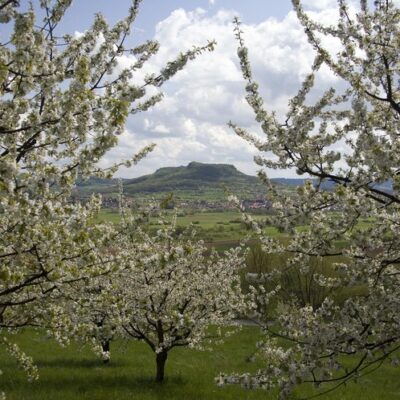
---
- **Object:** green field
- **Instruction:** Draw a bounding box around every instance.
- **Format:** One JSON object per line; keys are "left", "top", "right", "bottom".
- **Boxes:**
{"left": 1, "top": 328, "right": 399, "bottom": 400}
{"left": 96, "top": 210, "right": 278, "bottom": 248}
{"left": 96, "top": 209, "right": 373, "bottom": 251}
{"left": 97, "top": 209, "right": 256, "bottom": 227}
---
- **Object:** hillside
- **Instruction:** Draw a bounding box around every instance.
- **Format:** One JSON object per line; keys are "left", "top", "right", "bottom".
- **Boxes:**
{"left": 75, "top": 162, "right": 268, "bottom": 200}
{"left": 123, "top": 162, "right": 263, "bottom": 194}
{"left": 77, "top": 162, "right": 389, "bottom": 202}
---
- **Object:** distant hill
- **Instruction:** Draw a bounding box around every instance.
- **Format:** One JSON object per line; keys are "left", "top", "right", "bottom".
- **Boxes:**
{"left": 270, "top": 177, "right": 392, "bottom": 192}
{"left": 121, "top": 162, "right": 264, "bottom": 194}
{"left": 271, "top": 178, "right": 335, "bottom": 191}
{"left": 77, "top": 162, "right": 393, "bottom": 201}
{"left": 75, "top": 162, "right": 269, "bottom": 200}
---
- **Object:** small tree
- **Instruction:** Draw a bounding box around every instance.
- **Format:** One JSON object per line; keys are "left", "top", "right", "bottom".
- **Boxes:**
{"left": 48, "top": 208, "right": 246, "bottom": 380}
{"left": 45, "top": 206, "right": 150, "bottom": 364}
{"left": 221, "top": 0, "right": 400, "bottom": 398}
{"left": 0, "top": 0, "right": 214, "bottom": 385}
{"left": 117, "top": 218, "right": 246, "bottom": 382}
{"left": 46, "top": 273, "right": 122, "bottom": 364}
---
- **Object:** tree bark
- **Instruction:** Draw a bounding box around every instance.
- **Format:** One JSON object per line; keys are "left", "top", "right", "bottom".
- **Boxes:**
{"left": 101, "top": 340, "right": 110, "bottom": 364}
{"left": 155, "top": 351, "right": 168, "bottom": 382}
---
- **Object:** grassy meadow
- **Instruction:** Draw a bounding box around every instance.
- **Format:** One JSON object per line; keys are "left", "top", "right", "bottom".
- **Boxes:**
{"left": 96, "top": 209, "right": 280, "bottom": 249}
{"left": 2, "top": 327, "right": 400, "bottom": 400}
{"left": 96, "top": 209, "right": 368, "bottom": 251}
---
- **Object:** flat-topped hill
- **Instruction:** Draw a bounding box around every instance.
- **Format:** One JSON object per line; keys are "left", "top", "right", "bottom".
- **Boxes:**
{"left": 123, "top": 161, "right": 261, "bottom": 192}
{"left": 76, "top": 162, "right": 267, "bottom": 199}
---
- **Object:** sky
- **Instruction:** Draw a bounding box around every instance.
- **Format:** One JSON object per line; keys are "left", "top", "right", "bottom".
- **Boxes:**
{"left": 27, "top": 0, "right": 387, "bottom": 178}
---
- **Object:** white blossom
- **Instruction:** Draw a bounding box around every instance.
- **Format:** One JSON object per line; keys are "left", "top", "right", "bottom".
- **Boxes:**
{"left": 0, "top": 0, "right": 214, "bottom": 389}
{"left": 225, "top": 0, "right": 400, "bottom": 398}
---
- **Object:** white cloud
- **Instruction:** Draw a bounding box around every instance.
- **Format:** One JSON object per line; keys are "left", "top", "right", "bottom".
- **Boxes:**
{"left": 301, "top": 0, "right": 338, "bottom": 10}
{"left": 153, "top": 124, "right": 171, "bottom": 134}
{"left": 102, "top": 3, "right": 349, "bottom": 179}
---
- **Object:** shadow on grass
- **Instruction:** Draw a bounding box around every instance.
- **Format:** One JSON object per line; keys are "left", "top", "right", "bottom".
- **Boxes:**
{"left": 36, "top": 358, "right": 128, "bottom": 369}
{"left": 4, "top": 374, "right": 188, "bottom": 394}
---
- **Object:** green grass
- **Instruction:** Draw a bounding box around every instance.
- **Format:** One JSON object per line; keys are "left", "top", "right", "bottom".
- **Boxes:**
{"left": 96, "top": 209, "right": 121, "bottom": 224}
{"left": 175, "top": 211, "right": 246, "bottom": 228}
{"left": 97, "top": 210, "right": 266, "bottom": 227}
{"left": 1, "top": 328, "right": 400, "bottom": 399}
{"left": 96, "top": 210, "right": 273, "bottom": 251}
{"left": 1, "top": 328, "right": 268, "bottom": 400}
{"left": 96, "top": 209, "right": 359, "bottom": 253}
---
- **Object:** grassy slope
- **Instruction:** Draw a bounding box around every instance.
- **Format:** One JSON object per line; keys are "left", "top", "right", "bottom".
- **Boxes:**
{"left": 117, "top": 162, "right": 265, "bottom": 196}
{"left": 1, "top": 328, "right": 267, "bottom": 400}
{"left": 1, "top": 328, "right": 399, "bottom": 400}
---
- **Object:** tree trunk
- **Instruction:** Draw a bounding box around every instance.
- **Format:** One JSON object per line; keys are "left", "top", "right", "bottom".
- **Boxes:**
{"left": 155, "top": 351, "right": 168, "bottom": 382}
{"left": 101, "top": 340, "right": 110, "bottom": 364}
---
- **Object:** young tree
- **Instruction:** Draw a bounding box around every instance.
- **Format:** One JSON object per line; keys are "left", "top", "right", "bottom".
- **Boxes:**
{"left": 42, "top": 200, "right": 246, "bottom": 380}
{"left": 221, "top": 0, "right": 400, "bottom": 398}
{"left": 118, "top": 217, "right": 246, "bottom": 382}
{"left": 45, "top": 273, "right": 122, "bottom": 364}
{"left": 0, "top": 0, "right": 214, "bottom": 385}
{"left": 44, "top": 205, "right": 150, "bottom": 365}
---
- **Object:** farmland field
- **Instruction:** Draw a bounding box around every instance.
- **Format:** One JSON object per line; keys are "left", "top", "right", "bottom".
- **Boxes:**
{"left": 96, "top": 209, "right": 279, "bottom": 245}
{"left": 96, "top": 209, "right": 370, "bottom": 250}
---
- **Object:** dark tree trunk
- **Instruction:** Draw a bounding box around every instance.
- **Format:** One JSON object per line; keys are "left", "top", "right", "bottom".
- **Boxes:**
{"left": 101, "top": 340, "right": 110, "bottom": 364}
{"left": 155, "top": 351, "right": 168, "bottom": 382}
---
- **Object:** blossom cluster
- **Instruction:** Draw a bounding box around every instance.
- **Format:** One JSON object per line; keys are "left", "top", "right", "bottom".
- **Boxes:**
{"left": 0, "top": 0, "right": 214, "bottom": 389}
{"left": 224, "top": 0, "right": 400, "bottom": 398}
